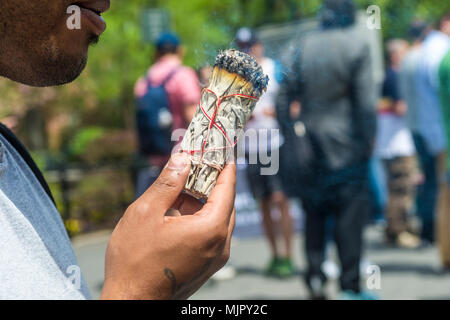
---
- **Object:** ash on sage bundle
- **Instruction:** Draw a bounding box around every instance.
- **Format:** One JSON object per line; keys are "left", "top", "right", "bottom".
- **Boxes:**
{"left": 180, "top": 49, "right": 269, "bottom": 200}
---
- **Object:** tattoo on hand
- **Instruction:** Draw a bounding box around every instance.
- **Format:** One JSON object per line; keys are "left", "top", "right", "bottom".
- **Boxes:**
{"left": 163, "top": 261, "right": 213, "bottom": 299}
{"left": 164, "top": 268, "right": 179, "bottom": 297}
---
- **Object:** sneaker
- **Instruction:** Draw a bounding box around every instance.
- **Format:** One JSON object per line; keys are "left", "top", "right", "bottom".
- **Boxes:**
{"left": 273, "top": 257, "right": 295, "bottom": 278}
{"left": 396, "top": 231, "right": 420, "bottom": 249}
{"left": 339, "top": 290, "right": 380, "bottom": 300}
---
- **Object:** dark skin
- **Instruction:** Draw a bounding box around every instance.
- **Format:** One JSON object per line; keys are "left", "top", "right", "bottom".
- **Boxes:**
{"left": 0, "top": 0, "right": 236, "bottom": 300}
{"left": 0, "top": 0, "right": 105, "bottom": 86}
{"left": 101, "top": 154, "right": 236, "bottom": 300}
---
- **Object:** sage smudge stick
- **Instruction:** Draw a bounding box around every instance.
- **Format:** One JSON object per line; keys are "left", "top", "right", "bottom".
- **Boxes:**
{"left": 180, "top": 49, "right": 269, "bottom": 199}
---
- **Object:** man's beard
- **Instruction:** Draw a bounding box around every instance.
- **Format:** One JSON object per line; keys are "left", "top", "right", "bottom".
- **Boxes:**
{"left": 0, "top": 31, "right": 101, "bottom": 87}
{"left": 36, "top": 34, "right": 99, "bottom": 87}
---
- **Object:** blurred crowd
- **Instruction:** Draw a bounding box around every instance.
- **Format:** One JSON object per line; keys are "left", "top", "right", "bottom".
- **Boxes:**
{"left": 133, "top": 0, "right": 450, "bottom": 300}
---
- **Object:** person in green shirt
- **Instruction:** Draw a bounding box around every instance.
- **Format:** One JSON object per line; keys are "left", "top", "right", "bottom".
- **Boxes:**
{"left": 440, "top": 50, "right": 450, "bottom": 157}
{"left": 438, "top": 48, "right": 450, "bottom": 269}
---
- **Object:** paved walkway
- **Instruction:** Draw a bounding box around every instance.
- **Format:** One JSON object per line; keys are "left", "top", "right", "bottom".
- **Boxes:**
{"left": 72, "top": 226, "right": 450, "bottom": 300}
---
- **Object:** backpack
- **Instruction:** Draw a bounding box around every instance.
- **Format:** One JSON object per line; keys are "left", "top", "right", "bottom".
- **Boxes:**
{"left": 136, "top": 68, "right": 180, "bottom": 156}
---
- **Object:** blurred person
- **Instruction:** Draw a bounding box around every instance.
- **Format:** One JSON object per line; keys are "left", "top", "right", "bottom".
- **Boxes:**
{"left": 438, "top": 15, "right": 450, "bottom": 145}
{"left": 413, "top": 15, "right": 450, "bottom": 245}
{"left": 398, "top": 20, "right": 429, "bottom": 243}
{"left": 278, "top": 0, "right": 377, "bottom": 299}
{"left": 438, "top": 15, "right": 450, "bottom": 268}
{"left": 374, "top": 39, "right": 420, "bottom": 248}
{"left": 399, "top": 21, "right": 429, "bottom": 138}
{"left": 134, "top": 32, "right": 201, "bottom": 198}
{"left": 236, "top": 28, "right": 294, "bottom": 278}
{"left": 0, "top": 0, "right": 235, "bottom": 299}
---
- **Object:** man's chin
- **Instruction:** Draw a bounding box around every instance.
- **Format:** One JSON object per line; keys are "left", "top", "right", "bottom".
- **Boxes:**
{"left": 2, "top": 33, "right": 98, "bottom": 87}
{"left": 32, "top": 55, "right": 88, "bottom": 87}
{"left": 46, "top": 35, "right": 98, "bottom": 86}
{"left": 57, "top": 55, "right": 88, "bottom": 86}
{"left": 17, "top": 51, "right": 88, "bottom": 88}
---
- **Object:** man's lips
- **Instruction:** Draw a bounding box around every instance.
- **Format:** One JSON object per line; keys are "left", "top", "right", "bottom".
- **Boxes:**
{"left": 74, "top": 0, "right": 110, "bottom": 14}
{"left": 73, "top": 0, "right": 111, "bottom": 36}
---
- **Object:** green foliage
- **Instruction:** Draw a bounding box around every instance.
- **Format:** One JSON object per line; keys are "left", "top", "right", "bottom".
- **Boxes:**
{"left": 29, "top": 151, "right": 48, "bottom": 172}
{"left": 79, "top": 130, "right": 136, "bottom": 165}
{"left": 70, "top": 169, "right": 134, "bottom": 228}
{"left": 69, "top": 126, "right": 105, "bottom": 158}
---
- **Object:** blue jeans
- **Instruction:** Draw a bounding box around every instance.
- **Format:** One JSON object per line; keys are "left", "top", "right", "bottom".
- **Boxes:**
{"left": 413, "top": 133, "right": 438, "bottom": 242}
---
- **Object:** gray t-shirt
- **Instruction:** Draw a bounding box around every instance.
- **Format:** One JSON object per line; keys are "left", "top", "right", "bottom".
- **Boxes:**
{"left": 0, "top": 134, "right": 91, "bottom": 299}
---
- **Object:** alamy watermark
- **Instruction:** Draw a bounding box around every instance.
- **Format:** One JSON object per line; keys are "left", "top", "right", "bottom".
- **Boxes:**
{"left": 367, "top": 5, "right": 382, "bottom": 30}
{"left": 366, "top": 264, "right": 381, "bottom": 290}
{"left": 62, "top": 264, "right": 82, "bottom": 296}
{"left": 66, "top": 5, "right": 81, "bottom": 30}
{"left": 171, "top": 128, "right": 281, "bottom": 176}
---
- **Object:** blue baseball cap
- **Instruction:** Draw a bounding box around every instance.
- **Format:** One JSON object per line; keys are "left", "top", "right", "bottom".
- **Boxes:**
{"left": 155, "top": 32, "right": 181, "bottom": 50}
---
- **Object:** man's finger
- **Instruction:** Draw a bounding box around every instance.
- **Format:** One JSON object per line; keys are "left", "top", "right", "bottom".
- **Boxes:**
{"left": 139, "top": 152, "right": 191, "bottom": 216}
{"left": 199, "top": 163, "right": 236, "bottom": 225}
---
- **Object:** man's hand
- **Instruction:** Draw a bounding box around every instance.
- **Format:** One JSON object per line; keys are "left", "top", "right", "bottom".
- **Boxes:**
{"left": 100, "top": 153, "right": 236, "bottom": 300}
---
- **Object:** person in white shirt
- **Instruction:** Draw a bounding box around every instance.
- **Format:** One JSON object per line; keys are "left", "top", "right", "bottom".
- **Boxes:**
{"left": 374, "top": 39, "right": 420, "bottom": 248}
{"left": 236, "top": 28, "right": 294, "bottom": 278}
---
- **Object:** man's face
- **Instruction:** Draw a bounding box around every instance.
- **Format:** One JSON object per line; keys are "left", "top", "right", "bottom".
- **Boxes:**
{"left": 0, "top": 0, "right": 110, "bottom": 87}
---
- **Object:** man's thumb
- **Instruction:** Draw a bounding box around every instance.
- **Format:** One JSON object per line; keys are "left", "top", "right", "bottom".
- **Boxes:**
{"left": 140, "top": 152, "right": 191, "bottom": 214}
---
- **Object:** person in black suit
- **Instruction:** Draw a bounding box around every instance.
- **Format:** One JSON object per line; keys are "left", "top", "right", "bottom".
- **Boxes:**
{"left": 277, "top": 0, "right": 377, "bottom": 299}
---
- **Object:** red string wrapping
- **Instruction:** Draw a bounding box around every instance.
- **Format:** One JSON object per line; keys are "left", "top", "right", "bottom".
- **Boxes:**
{"left": 181, "top": 88, "right": 259, "bottom": 171}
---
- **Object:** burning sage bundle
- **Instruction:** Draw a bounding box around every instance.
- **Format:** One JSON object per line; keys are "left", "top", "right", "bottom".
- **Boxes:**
{"left": 180, "top": 49, "right": 269, "bottom": 200}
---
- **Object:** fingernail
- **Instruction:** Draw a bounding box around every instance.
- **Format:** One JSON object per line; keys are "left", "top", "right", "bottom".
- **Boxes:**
{"left": 168, "top": 153, "right": 190, "bottom": 171}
